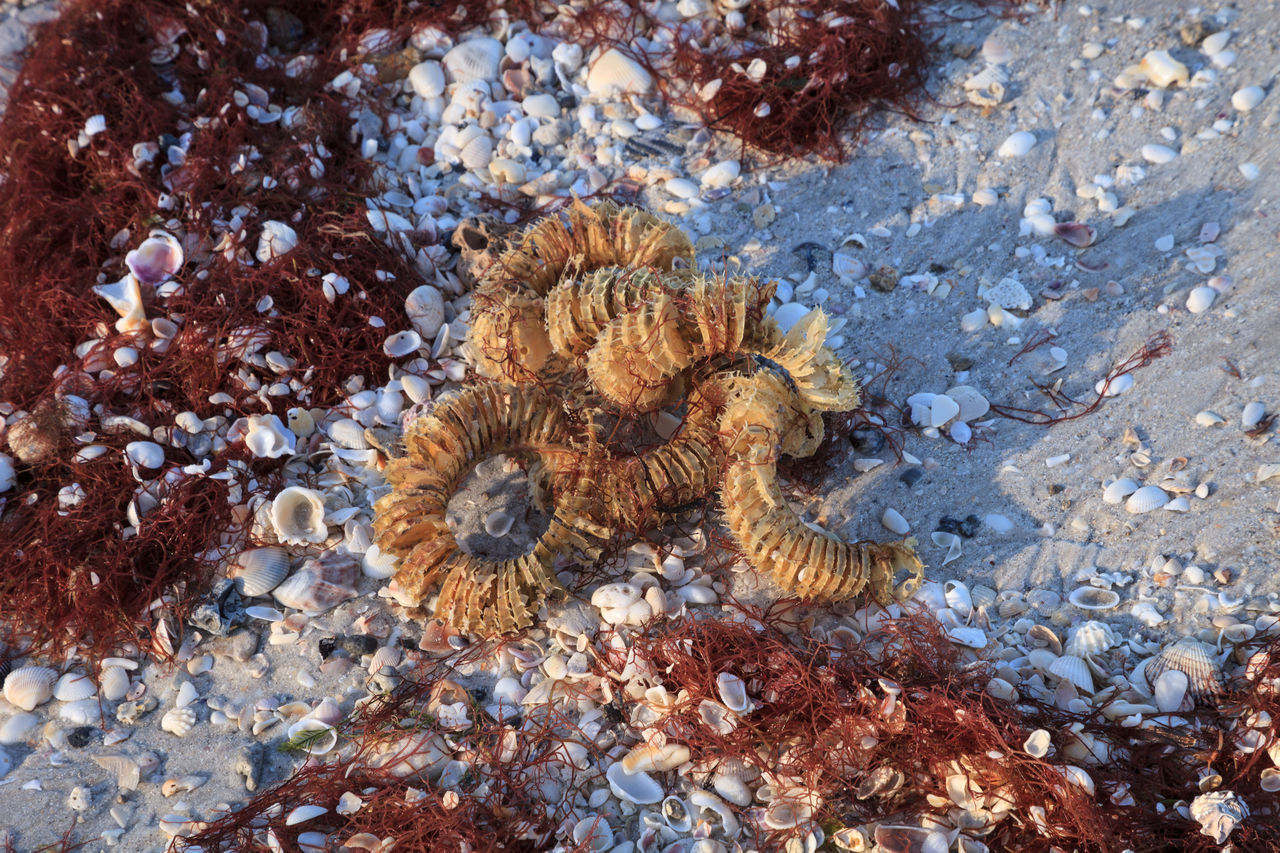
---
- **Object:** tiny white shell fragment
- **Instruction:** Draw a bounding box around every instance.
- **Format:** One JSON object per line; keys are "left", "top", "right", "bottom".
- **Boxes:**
{"left": 1195, "top": 410, "right": 1225, "bottom": 427}
{"left": 664, "top": 177, "right": 699, "bottom": 199}
{"left": 1141, "top": 143, "right": 1178, "bottom": 164}
{"left": 959, "top": 308, "right": 988, "bottom": 332}
{"left": 286, "top": 804, "right": 329, "bottom": 825}
{"left": 1241, "top": 401, "right": 1266, "bottom": 429}
{"left": 1068, "top": 586, "right": 1121, "bottom": 610}
{"left": 983, "top": 513, "right": 1013, "bottom": 534}
{"left": 949, "top": 626, "right": 987, "bottom": 649}
{"left": 1186, "top": 286, "right": 1216, "bottom": 314}
{"left": 1125, "top": 485, "right": 1169, "bottom": 514}
{"left": 997, "top": 130, "right": 1036, "bottom": 158}
{"left": 1139, "top": 50, "right": 1188, "bottom": 87}
{"left": 932, "top": 532, "right": 962, "bottom": 566}
{"left": 1240, "top": 162, "right": 1260, "bottom": 181}
{"left": 1231, "top": 85, "right": 1265, "bottom": 112}
{"left": 945, "top": 385, "right": 989, "bottom": 422}
{"left": 1164, "top": 496, "right": 1190, "bottom": 512}
{"left": 881, "top": 508, "right": 910, "bottom": 535}
{"left": 1045, "top": 453, "right": 1071, "bottom": 468}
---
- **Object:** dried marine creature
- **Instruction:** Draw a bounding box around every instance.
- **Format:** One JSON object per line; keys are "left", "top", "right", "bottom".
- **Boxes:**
{"left": 374, "top": 200, "right": 923, "bottom": 634}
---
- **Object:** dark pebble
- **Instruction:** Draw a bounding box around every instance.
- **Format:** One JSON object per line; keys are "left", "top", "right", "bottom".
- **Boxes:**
{"left": 1047, "top": 483, "right": 1065, "bottom": 496}
{"left": 937, "top": 514, "right": 982, "bottom": 538}
{"left": 868, "top": 265, "right": 899, "bottom": 293}
{"left": 849, "top": 428, "right": 886, "bottom": 455}
{"left": 898, "top": 467, "right": 924, "bottom": 487}
{"left": 67, "top": 726, "right": 94, "bottom": 748}
{"left": 945, "top": 352, "right": 974, "bottom": 372}
{"left": 338, "top": 634, "right": 379, "bottom": 657}
{"left": 318, "top": 637, "right": 337, "bottom": 659}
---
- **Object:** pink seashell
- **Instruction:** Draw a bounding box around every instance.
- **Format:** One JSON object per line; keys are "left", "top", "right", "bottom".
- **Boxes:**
{"left": 125, "top": 231, "right": 184, "bottom": 285}
{"left": 1054, "top": 222, "right": 1096, "bottom": 248}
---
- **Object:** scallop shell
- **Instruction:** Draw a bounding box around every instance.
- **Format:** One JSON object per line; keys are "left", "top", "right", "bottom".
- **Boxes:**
{"left": 1125, "top": 485, "right": 1169, "bottom": 513}
{"left": 327, "top": 417, "right": 371, "bottom": 450}
{"left": 271, "top": 486, "right": 328, "bottom": 546}
{"left": 160, "top": 706, "right": 197, "bottom": 737}
{"left": 586, "top": 48, "right": 653, "bottom": 96}
{"left": 441, "top": 38, "right": 503, "bottom": 85}
{"left": 1049, "top": 655, "right": 1095, "bottom": 693}
{"left": 3, "top": 665, "right": 57, "bottom": 711}
{"left": 1068, "top": 587, "right": 1120, "bottom": 611}
{"left": 1063, "top": 620, "right": 1117, "bottom": 658}
{"left": 458, "top": 130, "right": 493, "bottom": 171}
{"left": 99, "top": 665, "right": 131, "bottom": 702}
{"left": 53, "top": 672, "right": 97, "bottom": 702}
{"left": 125, "top": 231, "right": 184, "bottom": 285}
{"left": 1145, "top": 637, "right": 1223, "bottom": 699}
{"left": 230, "top": 547, "right": 291, "bottom": 597}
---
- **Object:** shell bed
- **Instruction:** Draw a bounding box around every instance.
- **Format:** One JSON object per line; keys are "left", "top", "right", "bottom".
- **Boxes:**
{"left": 372, "top": 199, "right": 923, "bottom": 634}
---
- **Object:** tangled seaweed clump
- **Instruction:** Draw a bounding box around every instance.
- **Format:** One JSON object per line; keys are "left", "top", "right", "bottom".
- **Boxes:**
{"left": 372, "top": 199, "right": 924, "bottom": 636}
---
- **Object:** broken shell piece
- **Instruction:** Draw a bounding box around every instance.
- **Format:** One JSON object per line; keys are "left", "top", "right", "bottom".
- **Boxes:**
{"left": 591, "top": 583, "right": 642, "bottom": 610}
{"left": 126, "top": 231, "right": 184, "bottom": 285}
{"left": 1140, "top": 50, "right": 1189, "bottom": 87}
{"left": 1024, "top": 729, "right": 1052, "bottom": 758}
{"left": 1064, "top": 621, "right": 1117, "bottom": 657}
{"left": 1189, "top": 791, "right": 1249, "bottom": 845}
{"left": 244, "top": 414, "right": 296, "bottom": 459}
{"left": 716, "top": 672, "right": 752, "bottom": 713}
{"left": 875, "top": 826, "right": 949, "bottom": 853}
{"left": 286, "top": 718, "right": 338, "bottom": 755}
{"left": 92, "top": 753, "right": 143, "bottom": 791}
{"left": 383, "top": 330, "right": 422, "bottom": 358}
{"left": 286, "top": 805, "right": 329, "bottom": 826}
{"left": 256, "top": 220, "right": 299, "bottom": 262}
{"left": 1054, "top": 222, "right": 1096, "bottom": 248}
{"left": 160, "top": 706, "right": 197, "bottom": 737}
{"left": 271, "top": 487, "right": 328, "bottom": 545}
{"left": 1068, "top": 587, "right": 1120, "bottom": 611}
{"left": 1154, "top": 669, "right": 1189, "bottom": 713}
{"left": 931, "top": 532, "right": 962, "bottom": 566}
{"left": 162, "top": 774, "right": 209, "bottom": 797}
{"left": 606, "top": 761, "right": 663, "bottom": 804}
{"left": 621, "top": 742, "right": 690, "bottom": 774}
{"left": 945, "top": 385, "right": 990, "bottom": 422}
{"left": 3, "top": 666, "right": 57, "bottom": 711}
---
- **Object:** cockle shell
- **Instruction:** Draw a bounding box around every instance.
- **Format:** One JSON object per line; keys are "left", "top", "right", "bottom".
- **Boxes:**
{"left": 271, "top": 486, "right": 328, "bottom": 546}
{"left": 160, "top": 706, "right": 197, "bottom": 737}
{"left": 244, "top": 414, "right": 296, "bottom": 459}
{"left": 456, "top": 127, "right": 493, "bottom": 170}
{"left": 442, "top": 38, "right": 503, "bottom": 84}
{"left": 126, "top": 231, "right": 184, "bottom": 285}
{"left": 1102, "top": 478, "right": 1139, "bottom": 504}
{"left": 1064, "top": 621, "right": 1117, "bottom": 657}
{"left": 1049, "top": 655, "right": 1095, "bottom": 693}
{"left": 3, "top": 666, "right": 57, "bottom": 711}
{"left": 586, "top": 48, "right": 653, "bottom": 96}
{"left": 1145, "top": 637, "right": 1223, "bottom": 699}
{"left": 327, "top": 418, "right": 370, "bottom": 450}
{"left": 99, "top": 665, "right": 131, "bottom": 701}
{"left": 53, "top": 672, "right": 97, "bottom": 702}
{"left": 408, "top": 60, "right": 446, "bottom": 98}
{"left": 1068, "top": 586, "right": 1120, "bottom": 611}
{"left": 231, "top": 547, "right": 291, "bottom": 597}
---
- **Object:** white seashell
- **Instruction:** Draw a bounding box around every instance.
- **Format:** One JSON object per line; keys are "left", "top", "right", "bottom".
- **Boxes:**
{"left": 1242, "top": 401, "right": 1266, "bottom": 429}
{"left": 231, "top": 547, "right": 291, "bottom": 597}
{"left": 1260, "top": 768, "right": 1280, "bottom": 793}
{"left": 986, "top": 677, "right": 1016, "bottom": 701}
{"left": 286, "top": 718, "right": 338, "bottom": 755}
{"left": 1049, "top": 655, "right": 1094, "bottom": 693}
{"left": 408, "top": 61, "right": 445, "bottom": 98}
{"left": 174, "top": 680, "right": 199, "bottom": 709}
{"left": 664, "top": 177, "right": 699, "bottom": 200}
{"left": 959, "top": 308, "right": 988, "bottom": 332}
{"left": 586, "top": 48, "right": 653, "bottom": 96}
{"left": 0, "top": 712, "right": 40, "bottom": 745}
{"left": 713, "top": 772, "right": 754, "bottom": 806}
{"left": 488, "top": 158, "right": 526, "bottom": 184}
{"left": 256, "top": 220, "right": 298, "bottom": 262}
{"left": 945, "top": 385, "right": 989, "bottom": 422}
{"left": 442, "top": 38, "right": 502, "bottom": 84}
{"left": 383, "top": 330, "right": 422, "bottom": 358}
{"left": 1125, "top": 485, "right": 1169, "bottom": 514}
{"left": 1231, "top": 85, "right": 1265, "bottom": 112}
{"left": 881, "top": 508, "right": 910, "bottom": 535}
{"left": 948, "top": 626, "right": 987, "bottom": 648}
{"left": 99, "top": 666, "right": 131, "bottom": 702}
{"left": 126, "top": 231, "right": 184, "bottom": 285}
{"left": 59, "top": 698, "right": 101, "bottom": 725}
{"left": 1102, "top": 478, "right": 1139, "bottom": 504}
{"left": 832, "top": 249, "right": 866, "bottom": 282}
{"left": 92, "top": 752, "right": 143, "bottom": 790}
{"left": 1154, "top": 669, "right": 1189, "bottom": 713}
{"left": 943, "top": 580, "right": 972, "bottom": 617}
{"left": 1064, "top": 621, "right": 1117, "bottom": 658}
{"left": 1140, "top": 50, "right": 1188, "bottom": 87}
{"left": 3, "top": 666, "right": 57, "bottom": 711}
{"left": 572, "top": 814, "right": 612, "bottom": 852}
{"left": 1023, "top": 729, "right": 1052, "bottom": 758}
{"left": 997, "top": 130, "right": 1036, "bottom": 158}
{"left": 764, "top": 796, "right": 814, "bottom": 830}
{"left": 875, "top": 826, "right": 948, "bottom": 853}
{"left": 457, "top": 130, "right": 493, "bottom": 171}
{"left": 606, "top": 761, "right": 663, "bottom": 804}
{"left": 1186, "top": 286, "right": 1216, "bottom": 314}
{"left": 286, "top": 804, "right": 329, "bottom": 826}
{"left": 271, "top": 486, "right": 328, "bottom": 546}
{"left": 1201, "top": 31, "right": 1232, "bottom": 56}
{"left": 1164, "top": 496, "right": 1190, "bottom": 512}
{"left": 771, "top": 302, "right": 810, "bottom": 334}
{"left": 160, "top": 706, "right": 197, "bottom": 737}
{"left": 126, "top": 440, "right": 165, "bottom": 469}
{"left": 244, "top": 414, "right": 296, "bottom": 459}
{"left": 716, "top": 672, "right": 751, "bottom": 713}
{"left": 53, "top": 672, "right": 97, "bottom": 702}
{"left": 94, "top": 275, "right": 147, "bottom": 332}
{"left": 1068, "top": 586, "right": 1120, "bottom": 611}
{"left": 1146, "top": 637, "right": 1222, "bottom": 699}
{"left": 622, "top": 742, "right": 690, "bottom": 774}
{"left": 522, "top": 93, "right": 559, "bottom": 119}
{"left": 700, "top": 160, "right": 740, "bottom": 188}
{"left": 484, "top": 509, "right": 514, "bottom": 537}
{"left": 929, "top": 393, "right": 960, "bottom": 427}
{"left": 1141, "top": 143, "right": 1178, "bottom": 164}
{"left": 591, "top": 582, "right": 642, "bottom": 610}
{"left": 931, "top": 532, "right": 962, "bottom": 566}
{"left": 406, "top": 284, "right": 445, "bottom": 339}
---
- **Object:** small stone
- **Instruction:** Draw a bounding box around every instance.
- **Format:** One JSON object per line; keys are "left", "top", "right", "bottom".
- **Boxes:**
{"left": 849, "top": 428, "right": 885, "bottom": 454}
{"left": 946, "top": 353, "right": 974, "bottom": 371}
{"left": 868, "top": 265, "right": 899, "bottom": 292}
{"left": 207, "top": 628, "right": 258, "bottom": 663}
{"left": 899, "top": 468, "right": 925, "bottom": 487}
{"left": 67, "top": 726, "right": 94, "bottom": 748}
{"left": 938, "top": 514, "right": 982, "bottom": 538}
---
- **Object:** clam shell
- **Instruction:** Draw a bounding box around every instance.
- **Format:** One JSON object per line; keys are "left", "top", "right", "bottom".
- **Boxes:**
{"left": 326, "top": 417, "right": 370, "bottom": 450}
{"left": 763, "top": 796, "right": 814, "bottom": 830}
{"left": 286, "top": 717, "right": 338, "bottom": 755}
{"left": 1186, "top": 286, "right": 1216, "bottom": 314}
{"left": 997, "top": 130, "right": 1036, "bottom": 158}
{"left": 99, "top": 665, "right": 131, "bottom": 702}
{"left": 286, "top": 804, "right": 329, "bottom": 826}
{"left": 3, "top": 665, "right": 57, "bottom": 711}
{"left": 126, "top": 231, "right": 184, "bottom": 285}
{"left": 231, "top": 547, "right": 291, "bottom": 597}
{"left": 1153, "top": 669, "right": 1189, "bottom": 713}
{"left": 1023, "top": 729, "right": 1052, "bottom": 758}
{"left": 160, "top": 706, "right": 197, "bottom": 737}
{"left": 383, "top": 330, "right": 422, "bottom": 358}
{"left": 271, "top": 486, "right": 328, "bottom": 546}
{"left": 408, "top": 60, "right": 445, "bottom": 98}
{"left": 716, "top": 672, "right": 751, "bottom": 713}
{"left": 1068, "top": 586, "right": 1120, "bottom": 611}
{"left": 943, "top": 580, "right": 972, "bottom": 617}
{"left": 272, "top": 568, "right": 357, "bottom": 613}
{"left": 586, "top": 48, "right": 653, "bottom": 96}
{"left": 1102, "top": 477, "right": 1139, "bottom": 504}
{"left": 1146, "top": 637, "right": 1223, "bottom": 699}
{"left": 606, "top": 761, "right": 663, "bottom": 804}
{"left": 53, "top": 672, "right": 97, "bottom": 702}
{"left": 442, "top": 38, "right": 503, "bottom": 85}
{"left": 1049, "top": 655, "right": 1094, "bottom": 693}
{"left": 1063, "top": 620, "right": 1117, "bottom": 657}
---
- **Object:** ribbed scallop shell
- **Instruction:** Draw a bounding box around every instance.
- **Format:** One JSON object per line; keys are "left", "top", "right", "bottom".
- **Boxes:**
{"left": 1064, "top": 620, "right": 1118, "bottom": 657}
{"left": 1145, "top": 637, "right": 1223, "bottom": 699}
{"left": 230, "top": 546, "right": 291, "bottom": 597}
{"left": 99, "top": 665, "right": 131, "bottom": 702}
{"left": 1049, "top": 654, "right": 1095, "bottom": 693}
{"left": 3, "top": 665, "right": 57, "bottom": 711}
{"left": 53, "top": 671, "right": 97, "bottom": 702}
{"left": 441, "top": 38, "right": 503, "bottom": 84}
{"left": 326, "top": 417, "right": 370, "bottom": 450}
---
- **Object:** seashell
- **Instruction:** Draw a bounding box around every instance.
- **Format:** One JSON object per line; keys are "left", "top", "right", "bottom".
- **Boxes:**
{"left": 230, "top": 547, "right": 291, "bottom": 601}
{"left": 272, "top": 554, "right": 358, "bottom": 613}
{"left": 1101, "top": 477, "right": 1139, "bottom": 504}
{"left": 770, "top": 301, "right": 811, "bottom": 334}
{"left": 1260, "top": 768, "right": 1280, "bottom": 793}
{"left": 881, "top": 508, "right": 910, "bottom": 535}
{"left": 60, "top": 697, "right": 101, "bottom": 725}
{"left": 256, "top": 220, "right": 298, "bottom": 262}
{"left": 1049, "top": 655, "right": 1094, "bottom": 693}
{"left": 586, "top": 48, "right": 653, "bottom": 96}
{"left": 286, "top": 804, "right": 329, "bottom": 826}
{"left": 606, "top": 761, "right": 663, "bottom": 804}
{"left": 1222, "top": 623, "right": 1256, "bottom": 643}
{"left": 271, "top": 486, "right": 328, "bottom": 546}
{"left": 0, "top": 711, "right": 40, "bottom": 745}
{"left": 590, "top": 582, "right": 642, "bottom": 610}
{"left": 483, "top": 509, "right": 514, "bottom": 537}
{"left": 1125, "top": 485, "right": 1169, "bottom": 514}
{"left": 125, "top": 440, "right": 165, "bottom": 469}
{"left": 1023, "top": 729, "right": 1052, "bottom": 758}
{"left": 1242, "top": 401, "right": 1266, "bottom": 429}
{"left": 1189, "top": 791, "right": 1250, "bottom": 845}
{"left": 875, "top": 826, "right": 948, "bottom": 853}
{"left": 408, "top": 60, "right": 445, "bottom": 98}
{"left": 1026, "top": 624, "right": 1063, "bottom": 655}
{"left": 243, "top": 414, "right": 296, "bottom": 459}
{"left": 713, "top": 772, "right": 754, "bottom": 806}
{"left": 99, "top": 665, "right": 131, "bottom": 701}
{"left": 716, "top": 672, "right": 751, "bottom": 713}
{"left": 160, "top": 706, "right": 197, "bottom": 737}
{"left": 53, "top": 672, "right": 97, "bottom": 702}
{"left": 1053, "top": 222, "right": 1096, "bottom": 248}
{"left": 1231, "top": 85, "right": 1265, "bottom": 112}
{"left": 763, "top": 796, "right": 815, "bottom": 830}
{"left": 3, "top": 665, "right": 57, "bottom": 711}
{"left": 700, "top": 160, "right": 740, "bottom": 189}
{"left": 997, "top": 130, "right": 1036, "bottom": 158}
{"left": 1141, "top": 143, "right": 1178, "bottom": 165}
{"left": 1064, "top": 621, "right": 1117, "bottom": 657}
{"left": 162, "top": 773, "right": 209, "bottom": 797}
{"left": 92, "top": 752, "right": 143, "bottom": 791}
{"left": 572, "top": 814, "right": 612, "bottom": 852}
{"left": 660, "top": 795, "right": 692, "bottom": 833}
{"left": 1186, "top": 286, "right": 1216, "bottom": 314}
{"left": 286, "top": 717, "right": 338, "bottom": 755}
{"left": 126, "top": 231, "right": 184, "bottom": 285}
{"left": 943, "top": 580, "right": 972, "bottom": 618}
{"left": 327, "top": 418, "right": 370, "bottom": 450}
{"left": 442, "top": 38, "right": 503, "bottom": 84}
{"left": 1140, "top": 50, "right": 1188, "bottom": 87}
{"left": 383, "top": 330, "right": 422, "bottom": 358}
{"left": 931, "top": 531, "right": 962, "bottom": 566}
{"left": 945, "top": 385, "right": 989, "bottom": 422}
{"left": 457, "top": 129, "right": 493, "bottom": 171}
{"left": 622, "top": 742, "right": 691, "bottom": 774}
{"left": 929, "top": 393, "right": 960, "bottom": 427}
{"left": 1153, "top": 669, "right": 1189, "bottom": 713}
{"left": 1146, "top": 637, "right": 1223, "bottom": 700}
{"left": 1068, "top": 586, "right": 1120, "bottom": 611}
